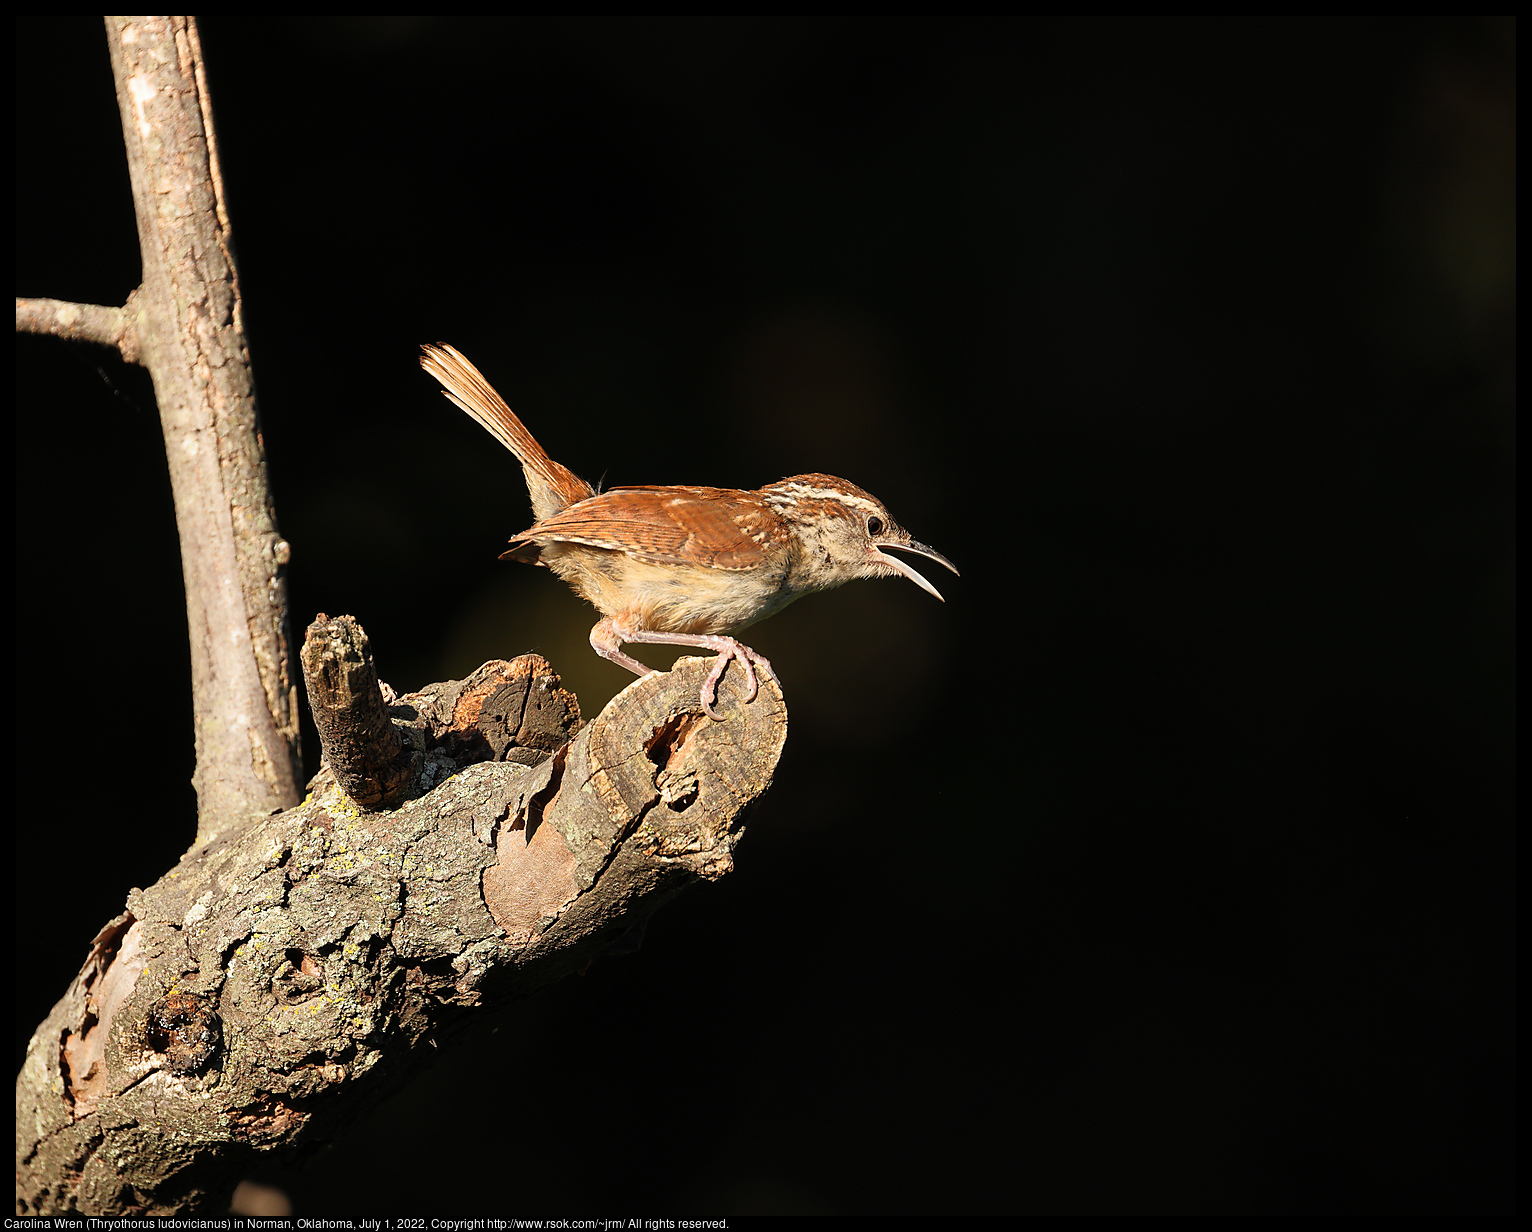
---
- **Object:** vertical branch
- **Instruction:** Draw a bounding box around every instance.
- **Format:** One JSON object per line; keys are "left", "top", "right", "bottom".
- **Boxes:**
{"left": 103, "top": 16, "right": 300, "bottom": 839}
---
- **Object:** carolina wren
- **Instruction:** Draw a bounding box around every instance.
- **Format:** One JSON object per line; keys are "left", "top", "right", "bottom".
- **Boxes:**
{"left": 421, "top": 343, "right": 958, "bottom": 719}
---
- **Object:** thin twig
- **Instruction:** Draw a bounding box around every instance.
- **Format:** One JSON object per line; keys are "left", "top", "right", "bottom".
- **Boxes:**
{"left": 15, "top": 294, "right": 140, "bottom": 362}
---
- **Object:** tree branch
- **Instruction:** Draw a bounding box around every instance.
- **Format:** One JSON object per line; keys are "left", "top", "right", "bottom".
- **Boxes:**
{"left": 301, "top": 615, "right": 414, "bottom": 812}
{"left": 14, "top": 295, "right": 141, "bottom": 360}
{"left": 16, "top": 643, "right": 786, "bottom": 1214}
{"left": 101, "top": 15, "right": 300, "bottom": 840}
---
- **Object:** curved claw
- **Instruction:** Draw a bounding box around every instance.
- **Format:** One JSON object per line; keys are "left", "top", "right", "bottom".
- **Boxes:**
{"left": 595, "top": 621, "right": 773, "bottom": 721}
{"left": 700, "top": 642, "right": 770, "bottom": 720}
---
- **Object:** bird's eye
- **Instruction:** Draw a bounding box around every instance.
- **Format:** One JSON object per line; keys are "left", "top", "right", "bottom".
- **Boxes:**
{"left": 866, "top": 515, "right": 885, "bottom": 536}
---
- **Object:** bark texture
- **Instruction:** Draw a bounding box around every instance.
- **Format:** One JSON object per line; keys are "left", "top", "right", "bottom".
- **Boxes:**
{"left": 105, "top": 15, "right": 301, "bottom": 839}
{"left": 16, "top": 652, "right": 785, "bottom": 1214}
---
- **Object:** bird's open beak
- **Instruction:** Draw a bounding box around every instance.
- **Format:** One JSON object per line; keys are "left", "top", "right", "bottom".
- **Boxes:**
{"left": 875, "top": 540, "right": 960, "bottom": 602}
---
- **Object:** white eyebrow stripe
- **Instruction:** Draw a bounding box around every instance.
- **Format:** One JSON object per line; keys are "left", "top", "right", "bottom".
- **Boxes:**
{"left": 765, "top": 483, "right": 885, "bottom": 515}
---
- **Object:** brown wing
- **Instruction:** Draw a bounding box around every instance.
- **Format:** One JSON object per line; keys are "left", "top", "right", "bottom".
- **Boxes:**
{"left": 505, "top": 486, "right": 791, "bottom": 571}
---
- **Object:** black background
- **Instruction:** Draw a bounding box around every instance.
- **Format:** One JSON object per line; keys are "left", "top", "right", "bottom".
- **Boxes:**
{"left": 15, "top": 17, "right": 1513, "bottom": 1215}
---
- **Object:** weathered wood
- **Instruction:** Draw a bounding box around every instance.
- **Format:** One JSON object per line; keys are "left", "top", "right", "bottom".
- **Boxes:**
{"left": 300, "top": 614, "right": 411, "bottom": 810}
{"left": 99, "top": 15, "right": 301, "bottom": 840}
{"left": 15, "top": 647, "right": 784, "bottom": 1215}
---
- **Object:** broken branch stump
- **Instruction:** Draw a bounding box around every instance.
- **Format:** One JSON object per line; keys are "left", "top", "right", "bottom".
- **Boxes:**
{"left": 16, "top": 623, "right": 786, "bottom": 1214}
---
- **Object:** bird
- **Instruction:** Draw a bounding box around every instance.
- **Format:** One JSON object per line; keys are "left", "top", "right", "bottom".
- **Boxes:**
{"left": 421, "top": 343, "right": 957, "bottom": 719}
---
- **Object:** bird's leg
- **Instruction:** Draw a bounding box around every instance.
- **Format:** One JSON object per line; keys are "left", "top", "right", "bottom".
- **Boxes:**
{"left": 589, "top": 619, "right": 655, "bottom": 678}
{"left": 590, "top": 618, "right": 773, "bottom": 720}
